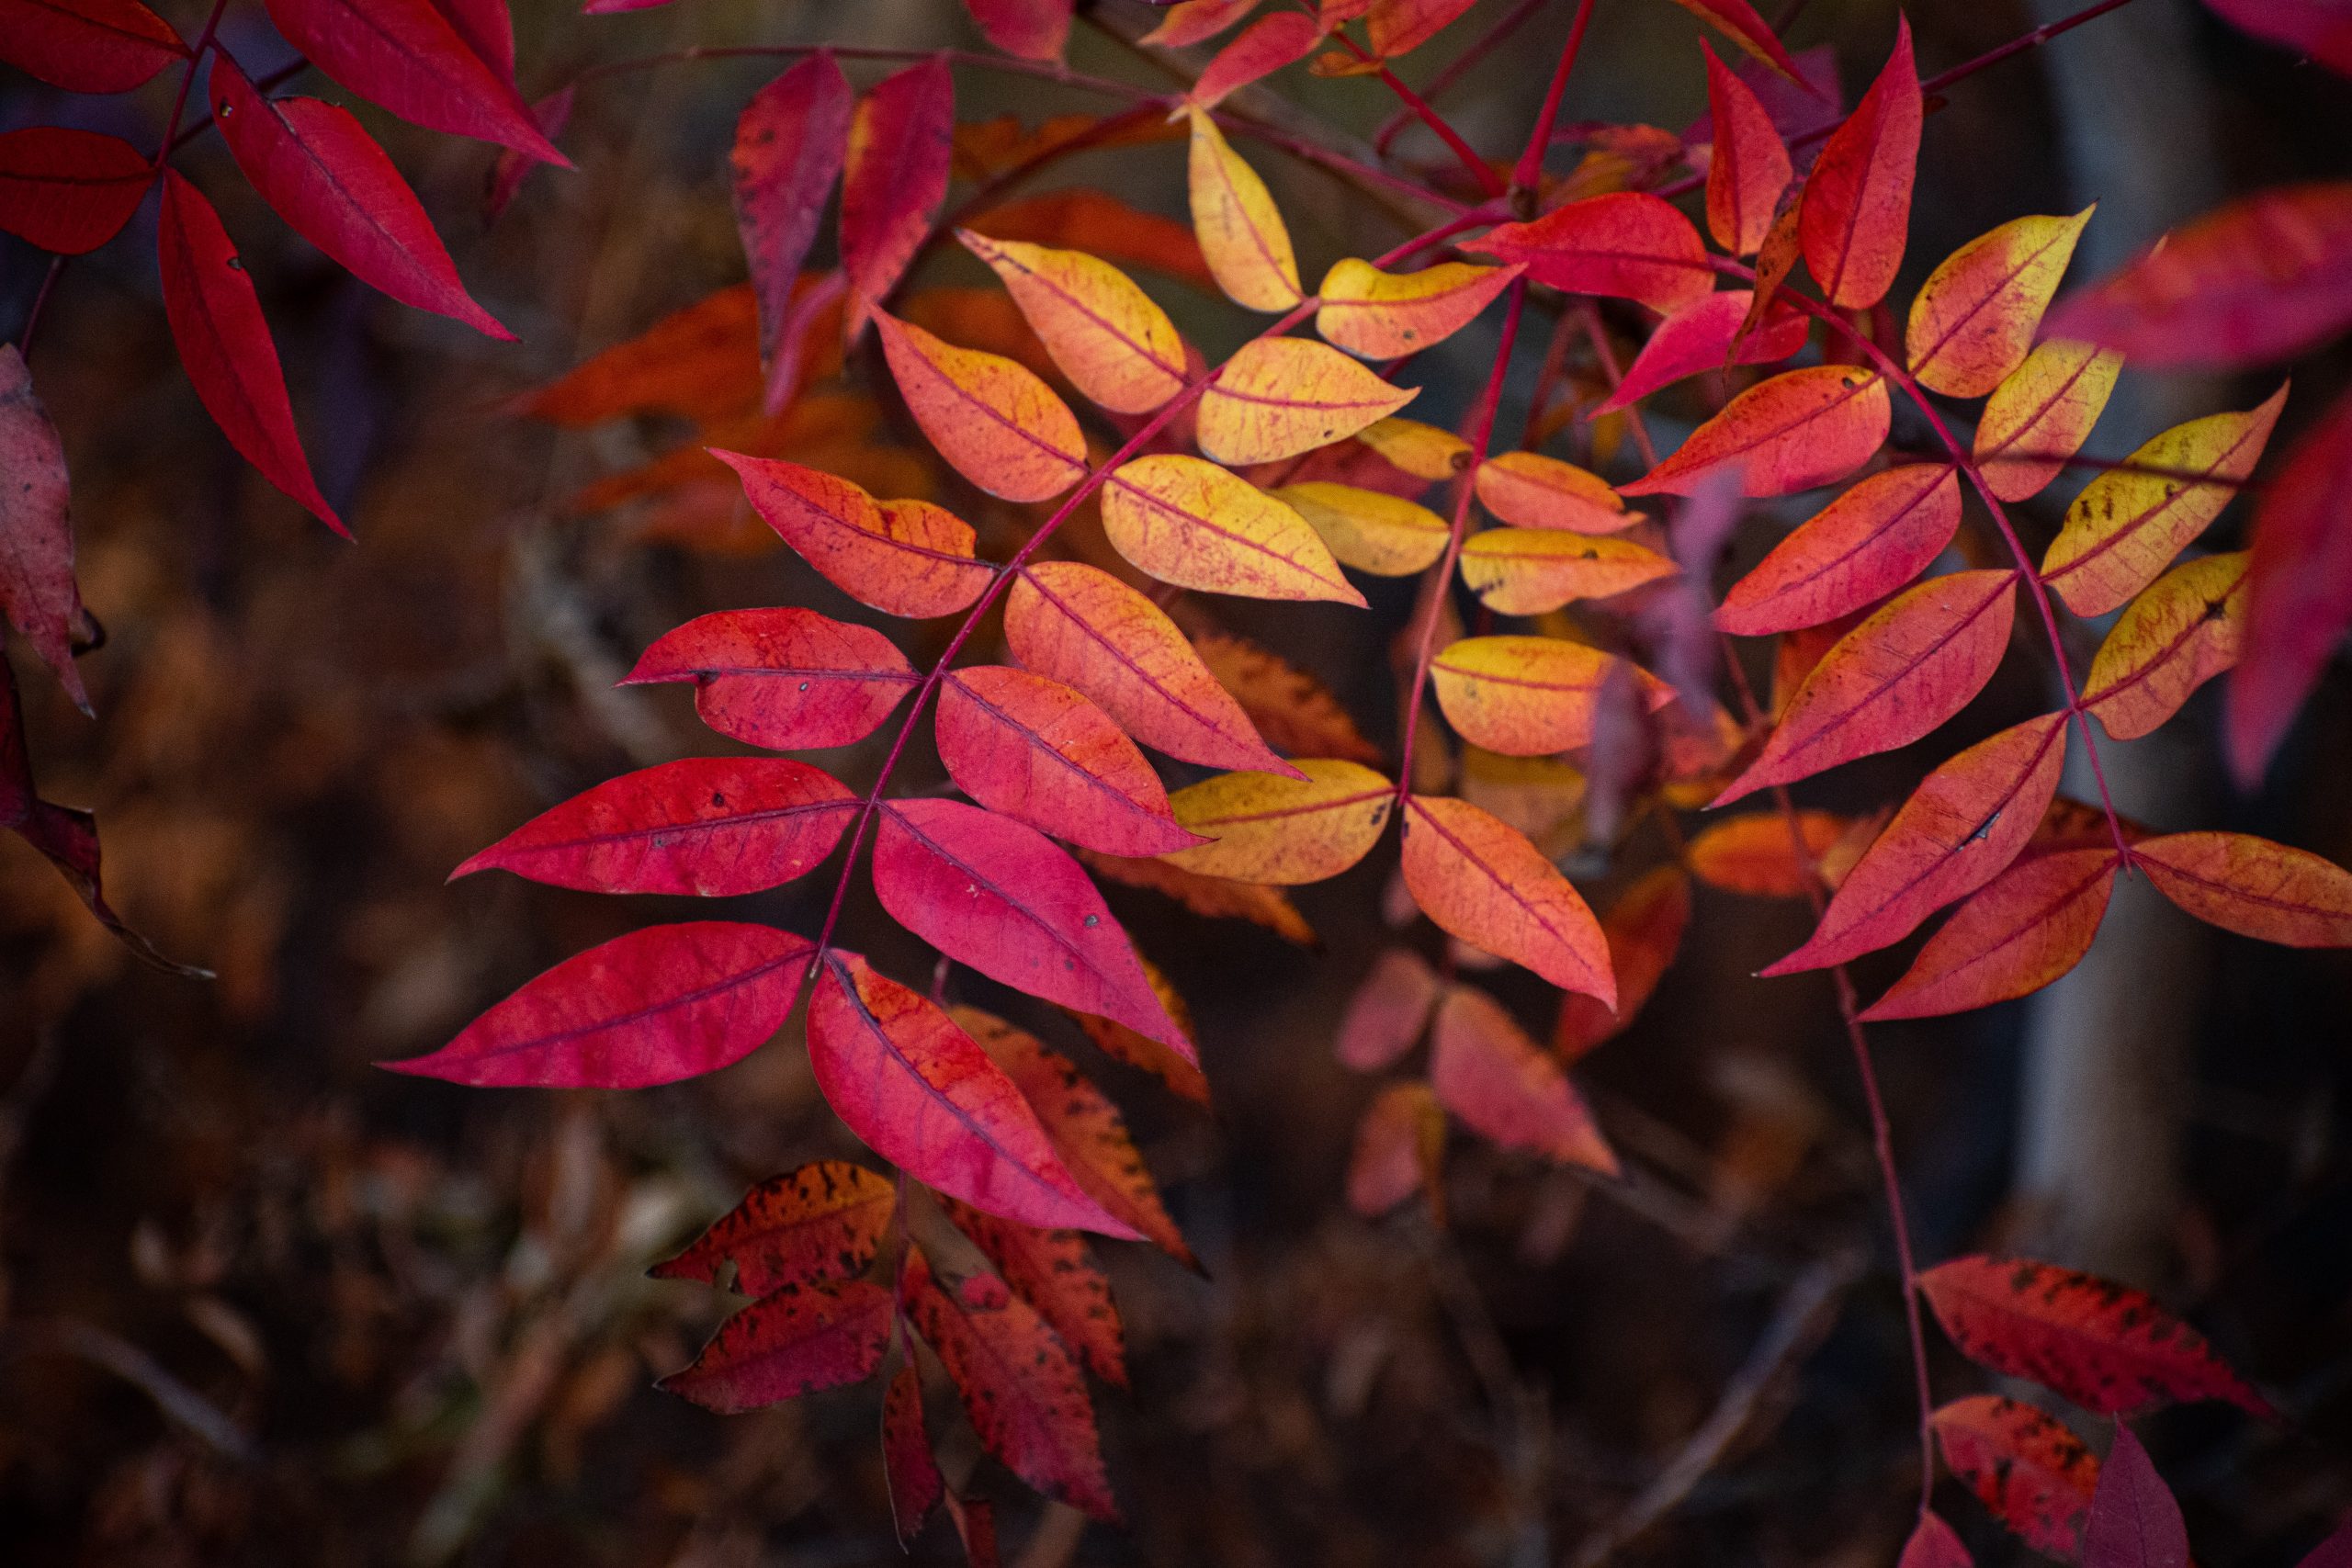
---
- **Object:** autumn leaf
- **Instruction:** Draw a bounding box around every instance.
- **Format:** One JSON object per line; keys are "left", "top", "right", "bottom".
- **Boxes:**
{"left": 841, "top": 59, "right": 955, "bottom": 339}
{"left": 1432, "top": 635, "right": 1671, "bottom": 757}
{"left": 1400, "top": 795, "right": 1615, "bottom": 1004}
{"left": 1005, "top": 561, "right": 1290, "bottom": 773}
{"left": 1191, "top": 11, "right": 1323, "bottom": 108}
{"left": 1102, "top": 455, "right": 1364, "bottom": 604}
{"left": 944, "top": 1201, "right": 1126, "bottom": 1385}
{"left": 2082, "top": 552, "right": 2246, "bottom": 740}
{"left": 0, "top": 346, "right": 93, "bottom": 710}
{"left": 264, "top": 0, "right": 564, "bottom": 164}
{"left": 937, "top": 666, "right": 1202, "bottom": 858}
{"left": 452, "top": 756, "right": 858, "bottom": 896}
{"left": 2086, "top": 1427, "right": 2190, "bottom": 1568}
{"left": 808, "top": 952, "right": 1138, "bottom": 1236}
{"left": 1476, "top": 451, "right": 1634, "bottom": 534}
{"left": 1281, "top": 481, "right": 1452, "bottom": 574}
{"left": 1898, "top": 1513, "right": 1973, "bottom": 1568}
{"left": 1626, "top": 366, "right": 1889, "bottom": 500}
{"left": 1716, "top": 570, "right": 2018, "bottom": 804}
{"left": 1196, "top": 338, "right": 1418, "bottom": 466}
{"left": 1716, "top": 465, "right": 1961, "bottom": 637}
{"left": 0, "top": 0, "right": 185, "bottom": 94}
{"left": 623, "top": 606, "right": 920, "bottom": 750}
{"left": 873, "top": 310, "right": 1088, "bottom": 502}
{"left": 1163, "top": 759, "right": 1394, "bottom": 884}
{"left": 1187, "top": 107, "right": 1302, "bottom": 311}
{"left": 517, "top": 284, "right": 765, "bottom": 427}
{"left": 1316, "top": 258, "right": 1521, "bottom": 358}
{"left": 1933, "top": 1395, "right": 2100, "bottom": 1561}
{"left": 1555, "top": 866, "right": 1689, "bottom": 1062}
{"left": 1464, "top": 192, "right": 1713, "bottom": 313}
{"left": 1860, "top": 845, "right": 2121, "bottom": 1021}
{"left": 1766, "top": 713, "right": 2069, "bottom": 973}
{"left": 715, "top": 450, "right": 994, "bottom": 619}
{"left": 1459, "top": 529, "right": 1679, "bottom": 615}
{"left": 1921, "top": 1254, "right": 2274, "bottom": 1419}
{"left": 1430, "top": 987, "right": 1615, "bottom": 1173}
{"left": 959, "top": 232, "right": 1188, "bottom": 413}
{"left": 1146, "top": 0, "right": 1265, "bottom": 48}
{"left": 1687, "top": 810, "right": 1846, "bottom": 897}
{"left": 2132, "top": 830, "right": 2352, "bottom": 946}
{"left": 651, "top": 1161, "right": 897, "bottom": 1296}
{"left": 966, "top": 0, "right": 1073, "bottom": 62}
{"left": 1594, "top": 288, "right": 1811, "bottom": 414}
{"left": 1905, "top": 209, "right": 2093, "bottom": 397}
{"left": 1335, "top": 947, "right": 1442, "bottom": 1071}
{"left": 1366, "top": 0, "right": 1480, "bottom": 56}
{"left": 2041, "top": 387, "right": 2286, "bottom": 616}
{"left": 659, "top": 1279, "right": 894, "bottom": 1414}
{"left": 1797, "top": 17, "right": 1920, "bottom": 310}
{"left": 0, "top": 128, "right": 155, "bottom": 255}
{"left": 1667, "top": 0, "right": 1816, "bottom": 86}
{"left": 1973, "top": 339, "right": 2123, "bottom": 502}
{"left": 883, "top": 1366, "right": 944, "bottom": 1547}
{"left": 1077, "top": 845, "right": 1317, "bottom": 948}
{"left": 387, "top": 922, "right": 813, "bottom": 1088}
{"left": 1191, "top": 631, "right": 1385, "bottom": 761}
{"left": 1348, "top": 1081, "right": 1445, "bottom": 1218}
{"left": 2229, "top": 386, "right": 2352, "bottom": 785}
{"left": 1702, "top": 41, "right": 1793, "bottom": 255}
{"left": 1358, "top": 416, "right": 1471, "bottom": 479}
{"left": 967, "top": 189, "right": 1214, "bottom": 293}
{"left": 2203, "top": 0, "right": 2352, "bottom": 80}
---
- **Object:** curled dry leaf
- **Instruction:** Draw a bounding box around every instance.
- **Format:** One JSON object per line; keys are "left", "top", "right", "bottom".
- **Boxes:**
{"left": 1431, "top": 635, "right": 1672, "bottom": 757}
{"left": 1860, "top": 846, "right": 2121, "bottom": 1021}
{"left": 1464, "top": 192, "right": 1714, "bottom": 313}
{"left": 1555, "top": 865, "right": 1690, "bottom": 1062}
{"left": 1973, "top": 339, "right": 2123, "bottom": 502}
{"left": 1798, "top": 17, "right": 1921, "bottom": 310}
{"left": 659, "top": 1279, "right": 894, "bottom": 1415}
{"left": 1335, "top": 947, "right": 1443, "bottom": 1071}
{"left": 388, "top": 922, "right": 813, "bottom": 1088}
{"left": 0, "top": 128, "right": 154, "bottom": 255}
{"left": 1919, "top": 1255, "right": 2276, "bottom": 1418}
{"left": 1624, "top": 366, "right": 1891, "bottom": 499}
{"left": 2132, "top": 830, "right": 2352, "bottom": 947}
{"left": 1316, "top": 258, "right": 1521, "bottom": 359}
{"left": 1186, "top": 107, "right": 1302, "bottom": 311}
{"left": 715, "top": 450, "right": 993, "bottom": 619}
{"left": 2041, "top": 386, "right": 2287, "bottom": 617}
{"left": 624, "top": 607, "right": 920, "bottom": 751}
{"left": 1905, "top": 209, "right": 2093, "bottom": 397}
{"left": 1164, "top": 758, "right": 1394, "bottom": 884}
{"left": 1716, "top": 464, "right": 1962, "bottom": 637}
{"left": 1430, "top": 987, "right": 1615, "bottom": 1173}
{"left": 1686, "top": 810, "right": 1847, "bottom": 897}
{"left": 1348, "top": 1082, "right": 1445, "bottom": 1219}
{"left": 1400, "top": 795, "right": 1615, "bottom": 1005}
{"left": 650, "top": 1160, "right": 898, "bottom": 1296}
{"left": 937, "top": 666, "right": 1201, "bottom": 858}
{"left": 1476, "top": 450, "right": 1634, "bottom": 534}
{"left": 1459, "top": 530, "right": 1679, "bottom": 615}
{"left": 960, "top": 232, "right": 1187, "bottom": 413}
{"left": 1196, "top": 338, "right": 1418, "bottom": 466}
{"left": 2083, "top": 552, "right": 2247, "bottom": 740}
{"left": 872, "top": 310, "right": 1087, "bottom": 502}
{"left": 1933, "top": 1395, "right": 2099, "bottom": 1561}
{"left": 1102, "top": 455, "right": 1364, "bottom": 604}
{"left": 1281, "top": 481, "right": 1452, "bottom": 574}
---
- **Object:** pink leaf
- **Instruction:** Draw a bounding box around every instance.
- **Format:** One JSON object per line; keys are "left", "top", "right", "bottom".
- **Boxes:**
{"left": 841, "top": 58, "right": 956, "bottom": 339}
{"left": 658, "top": 1279, "right": 893, "bottom": 1414}
{"left": 0, "top": 345, "right": 93, "bottom": 710}
{"left": 2228, "top": 385, "right": 2352, "bottom": 785}
{"left": 883, "top": 1365, "right": 944, "bottom": 1546}
{"left": 1595, "top": 288, "right": 1809, "bottom": 414}
{"left": 0, "top": 0, "right": 185, "bottom": 94}
{"left": 965, "top": 0, "right": 1073, "bottom": 62}
{"left": 621, "top": 607, "right": 921, "bottom": 751}
{"left": 1797, "top": 17, "right": 1920, "bottom": 310}
{"left": 732, "top": 52, "right": 854, "bottom": 367}
{"left": 2204, "top": 0, "right": 2352, "bottom": 77}
{"left": 2085, "top": 1427, "right": 2189, "bottom": 1568}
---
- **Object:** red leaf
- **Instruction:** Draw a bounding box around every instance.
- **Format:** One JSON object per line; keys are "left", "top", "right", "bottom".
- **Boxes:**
{"left": 965, "top": 0, "right": 1073, "bottom": 62}
{"left": 1702, "top": 41, "right": 1793, "bottom": 255}
{"left": 1463, "top": 192, "right": 1713, "bottom": 313}
{"left": 650, "top": 1160, "right": 897, "bottom": 1296}
{"left": 1626, "top": 366, "right": 1890, "bottom": 500}
{"left": 713, "top": 450, "right": 992, "bottom": 619}
{"left": 209, "top": 53, "right": 511, "bottom": 339}
{"left": 1921, "top": 1255, "right": 2275, "bottom": 1418}
{"left": 2296, "top": 1517, "right": 2352, "bottom": 1568}
{"left": 1430, "top": 987, "right": 1615, "bottom": 1172}
{"left": 883, "top": 1365, "right": 944, "bottom": 1546}
{"left": 1004, "top": 561, "right": 1289, "bottom": 774}
{"left": 842, "top": 58, "right": 955, "bottom": 338}
{"left": 1934, "top": 1395, "right": 2099, "bottom": 1562}
{"left": 1400, "top": 795, "right": 1615, "bottom": 1005}
{"left": 808, "top": 953, "right": 1137, "bottom": 1236}
{"left": 1860, "top": 846, "right": 2120, "bottom": 1021}
{"left": 937, "top": 666, "right": 1202, "bottom": 858}
{"left": 155, "top": 169, "right": 345, "bottom": 536}
{"left": 0, "top": 127, "right": 153, "bottom": 254}
{"left": 2046, "top": 184, "right": 2352, "bottom": 369}
{"left": 2086, "top": 1427, "right": 2190, "bottom": 1568}
{"left": 871, "top": 799, "right": 1188, "bottom": 1051}
{"left": 1797, "top": 17, "right": 1920, "bottom": 310}
{"left": 262, "top": 0, "right": 566, "bottom": 164}
{"left": 622, "top": 607, "right": 920, "bottom": 750}
{"left": 1667, "top": 0, "right": 1818, "bottom": 89}
{"left": 0, "top": 345, "right": 93, "bottom": 710}
{"left": 2132, "top": 830, "right": 2352, "bottom": 947}
{"left": 1191, "top": 12, "right": 1322, "bottom": 109}
{"left": 0, "top": 0, "right": 184, "bottom": 94}
{"left": 1334, "top": 946, "right": 1442, "bottom": 1071}
{"left": 2229, "top": 386, "right": 2352, "bottom": 784}
{"left": 2204, "top": 0, "right": 2352, "bottom": 78}
{"left": 1594, "top": 288, "right": 1809, "bottom": 414}
{"left": 1365, "top": 0, "right": 1479, "bottom": 56}
{"left": 390, "top": 921, "right": 813, "bottom": 1087}
{"left": 733, "top": 53, "right": 854, "bottom": 367}
{"left": 1715, "top": 465, "right": 1961, "bottom": 637}
{"left": 429, "top": 0, "right": 514, "bottom": 85}
{"left": 1717, "top": 570, "right": 2017, "bottom": 804}
{"left": 1347, "top": 1081, "right": 1444, "bottom": 1219}
{"left": 1555, "top": 865, "right": 1690, "bottom": 1061}
{"left": 483, "top": 85, "right": 572, "bottom": 220}
{"left": 1900, "top": 1513, "right": 1974, "bottom": 1568}
{"left": 454, "top": 756, "right": 857, "bottom": 896}
{"left": 659, "top": 1279, "right": 892, "bottom": 1414}
{"left": 1765, "top": 713, "right": 2068, "bottom": 973}
{"left": 944, "top": 1201, "right": 1125, "bottom": 1385}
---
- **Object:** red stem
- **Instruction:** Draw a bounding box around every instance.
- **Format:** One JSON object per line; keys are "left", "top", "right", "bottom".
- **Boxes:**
{"left": 153, "top": 0, "right": 233, "bottom": 169}
{"left": 1301, "top": 0, "right": 1503, "bottom": 197}
{"left": 1510, "top": 0, "right": 1598, "bottom": 199}
{"left": 1372, "top": 0, "right": 1548, "bottom": 159}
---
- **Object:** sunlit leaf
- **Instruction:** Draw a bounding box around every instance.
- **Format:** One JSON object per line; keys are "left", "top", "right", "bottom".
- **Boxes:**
{"left": 1905, "top": 209, "right": 2092, "bottom": 397}
{"left": 1103, "top": 455, "right": 1364, "bottom": 604}
{"left": 959, "top": 231, "right": 1188, "bottom": 412}
{"left": 1432, "top": 635, "right": 1671, "bottom": 756}
{"left": 2082, "top": 552, "right": 2246, "bottom": 740}
{"left": 1196, "top": 338, "right": 1418, "bottom": 465}
{"left": 1716, "top": 464, "right": 1961, "bottom": 636}
{"left": 1316, "top": 258, "right": 1521, "bottom": 358}
{"left": 1973, "top": 339, "right": 2122, "bottom": 502}
{"left": 1458, "top": 528, "right": 1679, "bottom": 615}
{"left": 1280, "top": 481, "right": 1451, "bottom": 574}
{"left": 1400, "top": 795, "right": 1615, "bottom": 1003}
{"left": 1186, "top": 107, "right": 1302, "bottom": 311}
{"left": 1164, "top": 759, "right": 1393, "bottom": 884}
{"left": 1623, "top": 366, "right": 1890, "bottom": 499}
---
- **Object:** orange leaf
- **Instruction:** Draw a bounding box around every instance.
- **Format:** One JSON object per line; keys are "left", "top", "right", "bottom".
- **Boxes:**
{"left": 1716, "top": 464, "right": 1961, "bottom": 636}
{"left": 1797, "top": 17, "right": 1920, "bottom": 310}
{"left": 1932, "top": 1395, "right": 2099, "bottom": 1561}
{"left": 1365, "top": 0, "right": 1478, "bottom": 56}
{"left": 1623, "top": 366, "right": 1890, "bottom": 499}
{"left": 1860, "top": 846, "right": 2120, "bottom": 1020}
{"left": 965, "top": 187, "right": 1214, "bottom": 292}
{"left": 1716, "top": 570, "right": 2018, "bottom": 804}
{"left": 1463, "top": 191, "right": 1713, "bottom": 313}
{"left": 1196, "top": 338, "right": 1418, "bottom": 465}
{"left": 958, "top": 231, "right": 1187, "bottom": 413}
{"left": 2082, "top": 552, "right": 2246, "bottom": 740}
{"left": 1460, "top": 528, "right": 1678, "bottom": 615}
{"left": 1687, "top": 809, "right": 1847, "bottom": 897}
{"left": 1430, "top": 987, "right": 1615, "bottom": 1172}
{"left": 1280, "top": 480, "right": 1451, "bottom": 574}
{"left": 1348, "top": 1081, "right": 1446, "bottom": 1218}
{"left": 516, "top": 283, "right": 764, "bottom": 426}
{"left": 1702, "top": 40, "right": 1792, "bottom": 256}
{"left": 1186, "top": 107, "right": 1301, "bottom": 311}
{"left": 1190, "top": 11, "right": 1322, "bottom": 109}
{"left": 1335, "top": 946, "right": 1442, "bottom": 1071}
{"left": 1431, "top": 635, "right": 1671, "bottom": 756}
{"left": 1005, "top": 560, "right": 1290, "bottom": 773}
{"left": 1316, "top": 258, "right": 1521, "bottom": 359}
{"left": 2133, "top": 830, "right": 2352, "bottom": 946}
{"left": 1555, "top": 866, "right": 1689, "bottom": 1062}
{"left": 937, "top": 665, "right": 1202, "bottom": 857}
{"left": 2041, "top": 386, "right": 2286, "bottom": 616}
{"left": 1906, "top": 209, "right": 2094, "bottom": 398}
{"left": 1475, "top": 450, "right": 1634, "bottom": 534}
{"left": 1973, "top": 339, "right": 2122, "bottom": 502}
{"left": 1358, "top": 415, "right": 1471, "bottom": 480}
{"left": 650, "top": 1160, "right": 897, "bottom": 1296}
{"left": 1048, "top": 967, "right": 1215, "bottom": 1113}
{"left": 943, "top": 1200, "right": 1126, "bottom": 1384}
{"left": 713, "top": 450, "right": 993, "bottom": 618}
{"left": 1102, "top": 455, "right": 1365, "bottom": 604}
{"left": 1766, "top": 712, "right": 2069, "bottom": 973}
{"left": 1077, "top": 845, "right": 1317, "bottom": 948}
{"left": 872, "top": 309, "right": 1086, "bottom": 502}
{"left": 1461, "top": 748, "right": 1589, "bottom": 846}
{"left": 1400, "top": 795, "right": 1615, "bottom": 1003}
{"left": 1164, "top": 758, "right": 1393, "bottom": 884}
{"left": 1192, "top": 630, "right": 1384, "bottom": 762}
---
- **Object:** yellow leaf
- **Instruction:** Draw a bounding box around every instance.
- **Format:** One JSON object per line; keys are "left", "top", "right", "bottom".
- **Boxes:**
{"left": 1164, "top": 759, "right": 1395, "bottom": 884}
{"left": 1459, "top": 529, "right": 1679, "bottom": 615}
{"left": 1186, "top": 106, "right": 1302, "bottom": 311}
{"left": 1430, "top": 635, "right": 1671, "bottom": 756}
{"left": 958, "top": 231, "right": 1188, "bottom": 413}
{"left": 1316, "top": 258, "right": 1521, "bottom": 358}
{"left": 1973, "top": 339, "right": 2122, "bottom": 502}
{"left": 1102, "top": 455, "right": 1364, "bottom": 604}
{"left": 1278, "top": 480, "right": 1450, "bottom": 575}
{"left": 1905, "top": 209, "right": 2094, "bottom": 398}
{"left": 1196, "top": 338, "right": 1417, "bottom": 465}
{"left": 2081, "top": 550, "right": 2247, "bottom": 740}
{"left": 1475, "top": 450, "right": 1634, "bottom": 534}
{"left": 872, "top": 310, "right": 1086, "bottom": 502}
{"left": 1357, "top": 416, "right": 1470, "bottom": 480}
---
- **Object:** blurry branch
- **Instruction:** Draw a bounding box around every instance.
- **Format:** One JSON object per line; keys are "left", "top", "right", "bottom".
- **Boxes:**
{"left": 2, "top": 1317, "right": 255, "bottom": 1461}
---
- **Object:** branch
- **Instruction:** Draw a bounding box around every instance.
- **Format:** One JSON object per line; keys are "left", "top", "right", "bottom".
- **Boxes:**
{"left": 1374, "top": 0, "right": 1548, "bottom": 159}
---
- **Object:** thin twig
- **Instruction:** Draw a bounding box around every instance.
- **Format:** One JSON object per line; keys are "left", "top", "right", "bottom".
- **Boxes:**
{"left": 1373, "top": 0, "right": 1548, "bottom": 159}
